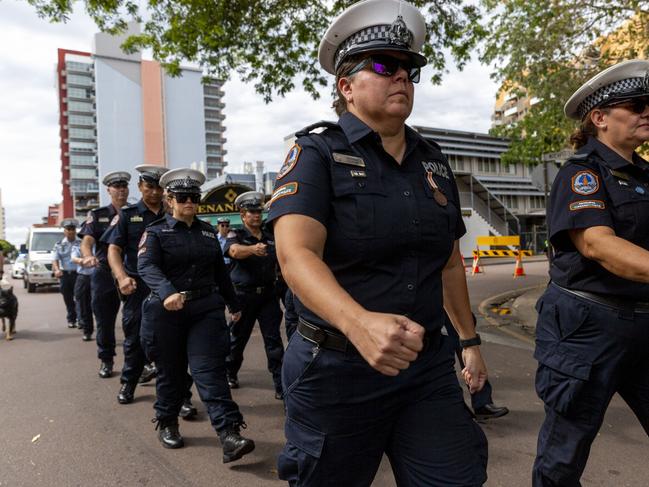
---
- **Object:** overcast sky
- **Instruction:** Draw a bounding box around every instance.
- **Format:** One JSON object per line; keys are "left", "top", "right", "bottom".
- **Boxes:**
{"left": 0, "top": 2, "right": 499, "bottom": 247}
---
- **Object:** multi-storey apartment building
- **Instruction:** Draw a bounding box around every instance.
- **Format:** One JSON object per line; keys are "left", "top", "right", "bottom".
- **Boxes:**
{"left": 56, "top": 24, "right": 228, "bottom": 218}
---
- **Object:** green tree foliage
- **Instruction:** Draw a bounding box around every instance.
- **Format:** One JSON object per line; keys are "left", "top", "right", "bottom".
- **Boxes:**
{"left": 481, "top": 0, "right": 649, "bottom": 164}
{"left": 24, "top": 0, "right": 484, "bottom": 102}
{"left": 0, "top": 240, "right": 16, "bottom": 256}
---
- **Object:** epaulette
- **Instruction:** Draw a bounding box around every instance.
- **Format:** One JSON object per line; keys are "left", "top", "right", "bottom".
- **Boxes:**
{"left": 294, "top": 121, "right": 341, "bottom": 138}
{"left": 563, "top": 149, "right": 594, "bottom": 167}
{"left": 421, "top": 137, "right": 442, "bottom": 152}
{"left": 93, "top": 205, "right": 111, "bottom": 216}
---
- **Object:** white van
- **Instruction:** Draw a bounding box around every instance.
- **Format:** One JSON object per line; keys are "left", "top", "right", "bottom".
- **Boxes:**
{"left": 23, "top": 226, "right": 64, "bottom": 293}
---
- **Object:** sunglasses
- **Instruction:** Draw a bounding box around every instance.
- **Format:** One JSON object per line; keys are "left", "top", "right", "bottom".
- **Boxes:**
{"left": 604, "top": 96, "right": 649, "bottom": 114}
{"left": 347, "top": 55, "right": 420, "bottom": 83}
{"left": 173, "top": 193, "right": 200, "bottom": 204}
{"left": 109, "top": 182, "right": 129, "bottom": 189}
{"left": 218, "top": 223, "right": 230, "bottom": 227}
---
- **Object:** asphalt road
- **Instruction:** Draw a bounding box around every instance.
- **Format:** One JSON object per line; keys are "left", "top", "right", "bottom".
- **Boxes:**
{"left": 0, "top": 262, "right": 647, "bottom": 487}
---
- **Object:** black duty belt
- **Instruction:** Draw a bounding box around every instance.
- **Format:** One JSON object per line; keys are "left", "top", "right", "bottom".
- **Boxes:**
{"left": 180, "top": 286, "right": 218, "bottom": 302}
{"left": 297, "top": 317, "right": 440, "bottom": 354}
{"left": 553, "top": 283, "right": 649, "bottom": 314}
{"left": 235, "top": 284, "right": 272, "bottom": 295}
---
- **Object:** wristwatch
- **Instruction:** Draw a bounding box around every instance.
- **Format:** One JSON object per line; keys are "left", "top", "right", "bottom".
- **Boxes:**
{"left": 459, "top": 334, "right": 481, "bottom": 349}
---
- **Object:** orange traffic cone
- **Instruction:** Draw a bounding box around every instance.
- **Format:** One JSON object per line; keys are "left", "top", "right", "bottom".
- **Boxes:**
{"left": 471, "top": 253, "right": 482, "bottom": 275}
{"left": 513, "top": 252, "right": 526, "bottom": 278}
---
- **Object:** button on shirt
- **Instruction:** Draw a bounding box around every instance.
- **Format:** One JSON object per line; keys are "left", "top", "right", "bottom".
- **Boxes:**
{"left": 267, "top": 112, "right": 466, "bottom": 332}
{"left": 53, "top": 237, "right": 81, "bottom": 272}
{"left": 137, "top": 214, "right": 239, "bottom": 311}
{"left": 548, "top": 136, "right": 649, "bottom": 300}
{"left": 224, "top": 226, "right": 277, "bottom": 288}
{"left": 101, "top": 199, "right": 166, "bottom": 277}
{"left": 78, "top": 205, "right": 118, "bottom": 270}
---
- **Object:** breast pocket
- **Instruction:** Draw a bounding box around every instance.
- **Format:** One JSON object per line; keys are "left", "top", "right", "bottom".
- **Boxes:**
{"left": 607, "top": 183, "right": 648, "bottom": 240}
{"left": 331, "top": 168, "right": 387, "bottom": 239}
{"left": 420, "top": 173, "right": 455, "bottom": 244}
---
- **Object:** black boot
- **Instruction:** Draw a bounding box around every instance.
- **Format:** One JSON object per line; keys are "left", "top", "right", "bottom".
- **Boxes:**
{"left": 179, "top": 399, "right": 198, "bottom": 420}
{"left": 117, "top": 382, "right": 137, "bottom": 404}
{"left": 98, "top": 361, "right": 113, "bottom": 379}
{"left": 218, "top": 425, "right": 255, "bottom": 463}
{"left": 474, "top": 403, "right": 510, "bottom": 421}
{"left": 154, "top": 417, "right": 184, "bottom": 449}
{"left": 139, "top": 363, "right": 158, "bottom": 384}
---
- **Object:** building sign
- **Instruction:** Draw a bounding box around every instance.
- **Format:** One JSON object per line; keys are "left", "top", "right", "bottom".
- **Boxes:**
{"left": 198, "top": 184, "right": 253, "bottom": 215}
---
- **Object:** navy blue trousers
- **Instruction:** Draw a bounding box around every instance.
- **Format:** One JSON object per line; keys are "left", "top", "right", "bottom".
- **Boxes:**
{"left": 74, "top": 273, "right": 93, "bottom": 334}
{"left": 226, "top": 289, "right": 284, "bottom": 393}
{"left": 59, "top": 271, "right": 77, "bottom": 325}
{"left": 533, "top": 284, "right": 649, "bottom": 486}
{"left": 284, "top": 289, "right": 298, "bottom": 340}
{"left": 91, "top": 268, "right": 120, "bottom": 361}
{"left": 119, "top": 278, "right": 149, "bottom": 385}
{"left": 144, "top": 294, "right": 242, "bottom": 431}
{"left": 278, "top": 331, "right": 488, "bottom": 487}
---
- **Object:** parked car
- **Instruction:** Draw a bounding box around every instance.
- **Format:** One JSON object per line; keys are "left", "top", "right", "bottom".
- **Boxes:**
{"left": 23, "top": 227, "right": 63, "bottom": 293}
{"left": 11, "top": 254, "right": 27, "bottom": 279}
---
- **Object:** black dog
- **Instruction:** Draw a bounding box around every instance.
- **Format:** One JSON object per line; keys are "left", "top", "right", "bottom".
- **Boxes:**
{"left": 0, "top": 286, "right": 18, "bottom": 340}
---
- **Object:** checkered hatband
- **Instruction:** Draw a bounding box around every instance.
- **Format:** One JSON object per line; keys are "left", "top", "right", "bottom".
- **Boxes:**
{"left": 167, "top": 176, "right": 202, "bottom": 193}
{"left": 334, "top": 16, "right": 414, "bottom": 71}
{"left": 578, "top": 75, "right": 649, "bottom": 119}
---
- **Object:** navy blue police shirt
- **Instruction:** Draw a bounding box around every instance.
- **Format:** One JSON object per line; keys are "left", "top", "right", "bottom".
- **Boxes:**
{"left": 548, "top": 136, "right": 649, "bottom": 300}
{"left": 78, "top": 204, "right": 118, "bottom": 271}
{"left": 137, "top": 214, "right": 240, "bottom": 313}
{"left": 224, "top": 226, "right": 278, "bottom": 289}
{"left": 101, "top": 199, "right": 165, "bottom": 277}
{"left": 267, "top": 112, "right": 466, "bottom": 332}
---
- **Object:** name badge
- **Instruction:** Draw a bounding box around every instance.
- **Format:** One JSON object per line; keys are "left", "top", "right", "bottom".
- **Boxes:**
{"left": 130, "top": 216, "right": 143, "bottom": 223}
{"left": 333, "top": 152, "right": 365, "bottom": 167}
{"left": 98, "top": 217, "right": 109, "bottom": 223}
{"left": 350, "top": 170, "right": 367, "bottom": 178}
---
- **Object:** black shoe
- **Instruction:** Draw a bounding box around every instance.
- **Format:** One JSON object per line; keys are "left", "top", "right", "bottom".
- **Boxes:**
{"left": 219, "top": 427, "right": 255, "bottom": 463}
{"left": 154, "top": 418, "right": 184, "bottom": 449}
{"left": 117, "top": 382, "right": 137, "bottom": 404}
{"left": 227, "top": 373, "right": 239, "bottom": 389}
{"left": 474, "top": 403, "right": 509, "bottom": 421}
{"left": 274, "top": 391, "right": 283, "bottom": 400}
{"left": 98, "top": 361, "right": 113, "bottom": 379}
{"left": 179, "top": 400, "right": 198, "bottom": 420}
{"left": 67, "top": 322, "right": 76, "bottom": 329}
{"left": 139, "top": 363, "right": 158, "bottom": 384}
{"left": 82, "top": 333, "right": 93, "bottom": 342}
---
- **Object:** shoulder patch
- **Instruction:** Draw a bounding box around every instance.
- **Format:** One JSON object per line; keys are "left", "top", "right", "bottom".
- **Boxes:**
{"left": 270, "top": 182, "right": 298, "bottom": 205}
{"left": 569, "top": 200, "right": 605, "bottom": 211}
{"left": 138, "top": 231, "right": 148, "bottom": 249}
{"left": 571, "top": 170, "right": 599, "bottom": 195}
{"left": 110, "top": 215, "right": 120, "bottom": 227}
{"left": 277, "top": 144, "right": 302, "bottom": 180}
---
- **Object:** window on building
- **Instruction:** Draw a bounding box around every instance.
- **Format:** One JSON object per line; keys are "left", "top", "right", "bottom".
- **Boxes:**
{"left": 70, "top": 168, "right": 97, "bottom": 179}
{"left": 530, "top": 196, "right": 545, "bottom": 209}
{"left": 67, "top": 87, "right": 93, "bottom": 100}
{"left": 67, "top": 100, "right": 94, "bottom": 113}
{"left": 68, "top": 127, "right": 95, "bottom": 140}
{"left": 68, "top": 114, "right": 94, "bottom": 126}
{"left": 205, "top": 122, "right": 222, "bottom": 132}
{"left": 66, "top": 74, "right": 93, "bottom": 86}
{"left": 70, "top": 154, "right": 96, "bottom": 166}
{"left": 69, "top": 141, "right": 96, "bottom": 152}
{"left": 501, "top": 195, "right": 519, "bottom": 209}
{"left": 65, "top": 61, "right": 93, "bottom": 72}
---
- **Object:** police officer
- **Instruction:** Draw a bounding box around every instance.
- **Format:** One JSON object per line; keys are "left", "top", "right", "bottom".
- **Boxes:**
{"left": 103, "top": 165, "right": 168, "bottom": 404}
{"left": 533, "top": 60, "right": 649, "bottom": 486}
{"left": 70, "top": 239, "right": 94, "bottom": 341}
{"left": 52, "top": 219, "right": 80, "bottom": 328}
{"left": 138, "top": 168, "right": 254, "bottom": 462}
{"left": 215, "top": 216, "right": 231, "bottom": 267}
{"left": 268, "top": 1, "right": 488, "bottom": 484}
{"left": 78, "top": 171, "right": 130, "bottom": 378}
{"left": 224, "top": 191, "right": 284, "bottom": 399}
